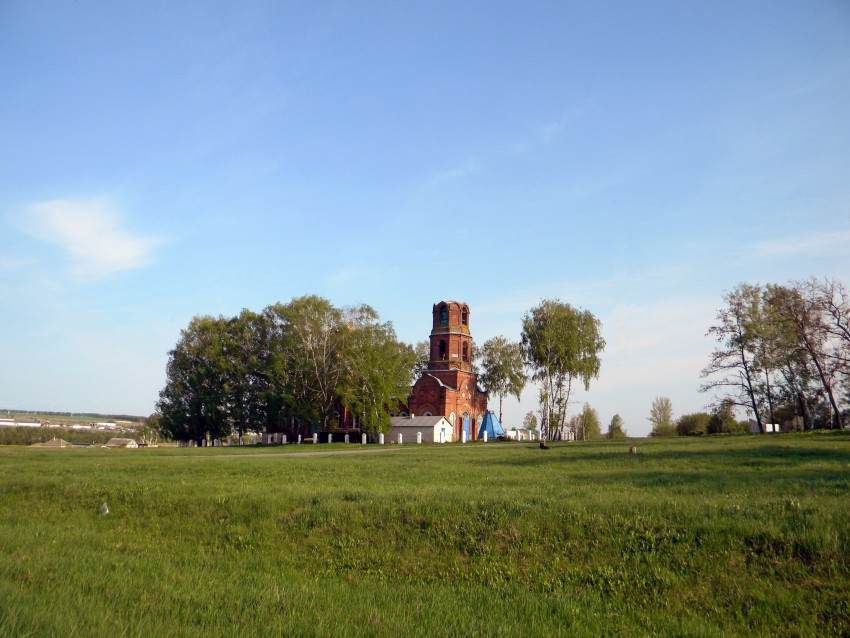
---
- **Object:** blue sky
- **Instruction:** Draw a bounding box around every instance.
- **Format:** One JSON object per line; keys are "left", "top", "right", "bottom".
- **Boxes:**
{"left": 2, "top": 1, "right": 849, "bottom": 436}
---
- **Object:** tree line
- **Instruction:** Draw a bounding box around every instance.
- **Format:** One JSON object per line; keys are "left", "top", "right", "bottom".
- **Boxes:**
{"left": 156, "top": 296, "right": 416, "bottom": 445}
{"left": 645, "top": 396, "right": 750, "bottom": 437}
{"left": 700, "top": 277, "right": 849, "bottom": 431}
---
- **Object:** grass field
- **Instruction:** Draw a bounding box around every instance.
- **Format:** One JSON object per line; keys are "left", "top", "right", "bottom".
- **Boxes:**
{"left": 1, "top": 433, "right": 848, "bottom": 637}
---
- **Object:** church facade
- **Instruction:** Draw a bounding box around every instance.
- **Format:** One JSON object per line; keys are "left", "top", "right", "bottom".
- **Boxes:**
{"left": 406, "top": 301, "right": 488, "bottom": 441}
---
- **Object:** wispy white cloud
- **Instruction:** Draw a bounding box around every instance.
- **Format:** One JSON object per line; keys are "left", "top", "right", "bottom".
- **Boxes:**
{"left": 512, "top": 109, "right": 582, "bottom": 152}
{"left": 749, "top": 228, "right": 850, "bottom": 260}
{"left": 0, "top": 255, "right": 33, "bottom": 271}
{"left": 15, "top": 199, "right": 159, "bottom": 279}
{"left": 426, "top": 157, "right": 484, "bottom": 187}
{"left": 539, "top": 116, "right": 569, "bottom": 144}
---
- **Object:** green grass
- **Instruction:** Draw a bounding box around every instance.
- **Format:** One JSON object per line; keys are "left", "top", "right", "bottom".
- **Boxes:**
{"left": 1, "top": 433, "right": 848, "bottom": 636}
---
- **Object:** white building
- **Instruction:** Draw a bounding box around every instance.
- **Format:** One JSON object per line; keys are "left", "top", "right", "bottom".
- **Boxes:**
{"left": 104, "top": 438, "right": 139, "bottom": 448}
{"left": 388, "top": 416, "right": 453, "bottom": 443}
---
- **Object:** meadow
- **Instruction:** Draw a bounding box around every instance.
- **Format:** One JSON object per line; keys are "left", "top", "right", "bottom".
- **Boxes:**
{"left": 0, "top": 433, "right": 848, "bottom": 637}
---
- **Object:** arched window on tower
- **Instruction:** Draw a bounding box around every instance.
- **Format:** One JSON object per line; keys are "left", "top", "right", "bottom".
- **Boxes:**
{"left": 439, "top": 340, "right": 447, "bottom": 360}
{"left": 462, "top": 342, "right": 469, "bottom": 362}
{"left": 461, "top": 307, "right": 468, "bottom": 325}
{"left": 439, "top": 304, "right": 448, "bottom": 324}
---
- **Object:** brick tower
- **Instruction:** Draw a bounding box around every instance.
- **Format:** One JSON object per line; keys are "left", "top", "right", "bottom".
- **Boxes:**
{"left": 407, "top": 301, "right": 488, "bottom": 441}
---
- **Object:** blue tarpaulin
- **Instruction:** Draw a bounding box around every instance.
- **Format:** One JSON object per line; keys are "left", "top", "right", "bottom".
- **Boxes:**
{"left": 477, "top": 411, "right": 505, "bottom": 440}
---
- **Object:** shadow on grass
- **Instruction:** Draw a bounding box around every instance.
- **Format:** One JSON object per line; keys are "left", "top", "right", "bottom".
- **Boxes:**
{"left": 468, "top": 437, "right": 850, "bottom": 493}
{"left": 480, "top": 437, "right": 850, "bottom": 468}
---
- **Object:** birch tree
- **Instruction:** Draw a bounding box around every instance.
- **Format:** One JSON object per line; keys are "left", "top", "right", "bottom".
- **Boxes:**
{"left": 479, "top": 336, "right": 527, "bottom": 425}
{"left": 520, "top": 300, "right": 605, "bottom": 441}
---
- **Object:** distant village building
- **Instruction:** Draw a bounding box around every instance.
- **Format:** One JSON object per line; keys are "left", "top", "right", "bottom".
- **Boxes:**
{"left": 31, "top": 438, "right": 74, "bottom": 448}
{"left": 104, "top": 438, "right": 138, "bottom": 448}
{"left": 407, "top": 301, "right": 488, "bottom": 442}
{"left": 0, "top": 419, "right": 42, "bottom": 428}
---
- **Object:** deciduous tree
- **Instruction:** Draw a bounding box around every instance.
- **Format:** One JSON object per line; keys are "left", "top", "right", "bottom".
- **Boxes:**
{"left": 479, "top": 336, "right": 527, "bottom": 425}
{"left": 572, "top": 402, "right": 601, "bottom": 440}
{"left": 158, "top": 296, "right": 415, "bottom": 442}
{"left": 648, "top": 396, "right": 676, "bottom": 437}
{"left": 607, "top": 414, "right": 626, "bottom": 438}
{"left": 701, "top": 284, "right": 768, "bottom": 432}
{"left": 676, "top": 412, "right": 710, "bottom": 436}
{"left": 521, "top": 300, "right": 605, "bottom": 441}
{"left": 157, "top": 315, "right": 235, "bottom": 446}
{"left": 522, "top": 411, "right": 538, "bottom": 436}
{"left": 338, "top": 305, "right": 416, "bottom": 435}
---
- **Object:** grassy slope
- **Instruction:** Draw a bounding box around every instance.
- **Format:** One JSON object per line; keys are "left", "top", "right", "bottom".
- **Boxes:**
{"left": 0, "top": 434, "right": 848, "bottom": 637}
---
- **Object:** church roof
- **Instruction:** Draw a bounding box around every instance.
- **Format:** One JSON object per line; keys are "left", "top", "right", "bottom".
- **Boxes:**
{"left": 421, "top": 373, "right": 456, "bottom": 392}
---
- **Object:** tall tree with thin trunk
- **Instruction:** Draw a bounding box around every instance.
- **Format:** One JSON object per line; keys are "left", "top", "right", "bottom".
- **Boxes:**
{"left": 521, "top": 300, "right": 605, "bottom": 441}
{"left": 573, "top": 402, "right": 601, "bottom": 440}
{"left": 701, "top": 284, "right": 765, "bottom": 432}
{"left": 479, "top": 336, "right": 527, "bottom": 425}
{"left": 766, "top": 282, "right": 844, "bottom": 429}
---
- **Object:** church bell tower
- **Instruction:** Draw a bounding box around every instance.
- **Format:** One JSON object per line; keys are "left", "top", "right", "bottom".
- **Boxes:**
{"left": 407, "top": 301, "right": 488, "bottom": 441}
{"left": 429, "top": 301, "right": 473, "bottom": 372}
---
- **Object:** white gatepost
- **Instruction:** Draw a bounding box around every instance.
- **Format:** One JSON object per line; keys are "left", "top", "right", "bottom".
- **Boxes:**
{"left": 462, "top": 430, "right": 468, "bottom": 444}
{"left": 379, "top": 433, "right": 385, "bottom": 445}
{"left": 361, "top": 433, "right": 367, "bottom": 445}
{"left": 312, "top": 433, "right": 318, "bottom": 444}
{"left": 416, "top": 432, "right": 422, "bottom": 444}
{"left": 397, "top": 433, "right": 403, "bottom": 445}
{"left": 344, "top": 434, "right": 349, "bottom": 444}
{"left": 483, "top": 431, "right": 488, "bottom": 443}
{"left": 328, "top": 433, "right": 333, "bottom": 444}
{"left": 297, "top": 434, "right": 302, "bottom": 444}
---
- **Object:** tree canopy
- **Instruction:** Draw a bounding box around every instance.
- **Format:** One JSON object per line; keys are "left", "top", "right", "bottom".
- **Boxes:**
{"left": 648, "top": 396, "right": 676, "bottom": 437}
{"left": 479, "top": 336, "right": 527, "bottom": 425}
{"left": 702, "top": 277, "right": 848, "bottom": 431}
{"left": 571, "top": 403, "right": 601, "bottom": 440}
{"left": 520, "top": 299, "right": 605, "bottom": 441}
{"left": 607, "top": 414, "right": 627, "bottom": 439}
{"left": 157, "top": 297, "right": 415, "bottom": 443}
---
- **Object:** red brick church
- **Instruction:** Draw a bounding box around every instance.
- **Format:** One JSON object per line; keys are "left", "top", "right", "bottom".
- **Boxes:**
{"left": 406, "top": 301, "right": 489, "bottom": 441}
